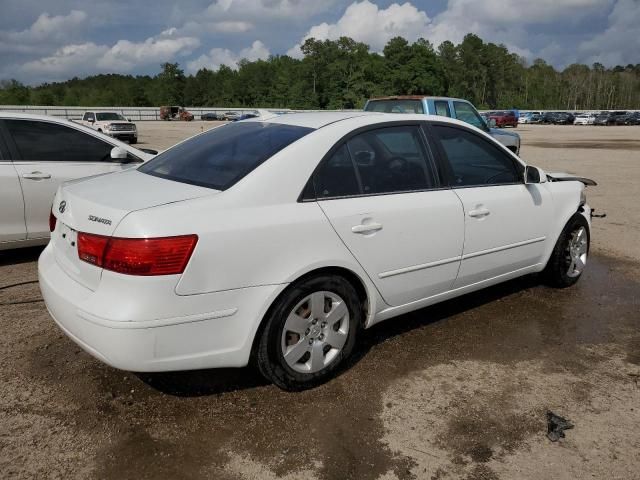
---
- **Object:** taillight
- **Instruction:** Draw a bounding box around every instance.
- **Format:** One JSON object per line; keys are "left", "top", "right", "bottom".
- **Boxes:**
{"left": 77, "top": 233, "right": 197, "bottom": 276}
{"left": 49, "top": 209, "right": 57, "bottom": 232}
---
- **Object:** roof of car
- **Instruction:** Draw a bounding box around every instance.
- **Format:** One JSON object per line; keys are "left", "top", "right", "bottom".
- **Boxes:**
{"left": 367, "top": 95, "right": 469, "bottom": 103}
{"left": 264, "top": 111, "right": 381, "bottom": 129}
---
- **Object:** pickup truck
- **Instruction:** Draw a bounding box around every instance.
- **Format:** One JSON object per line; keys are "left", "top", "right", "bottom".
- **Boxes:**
{"left": 364, "top": 96, "right": 521, "bottom": 154}
{"left": 80, "top": 111, "right": 138, "bottom": 144}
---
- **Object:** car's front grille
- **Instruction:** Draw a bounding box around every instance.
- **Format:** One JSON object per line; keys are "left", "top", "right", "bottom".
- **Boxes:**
{"left": 110, "top": 124, "right": 135, "bottom": 131}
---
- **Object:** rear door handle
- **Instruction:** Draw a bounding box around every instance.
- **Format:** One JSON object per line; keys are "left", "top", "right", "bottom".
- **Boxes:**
{"left": 22, "top": 171, "right": 51, "bottom": 180}
{"left": 352, "top": 222, "right": 383, "bottom": 234}
{"left": 468, "top": 207, "right": 490, "bottom": 218}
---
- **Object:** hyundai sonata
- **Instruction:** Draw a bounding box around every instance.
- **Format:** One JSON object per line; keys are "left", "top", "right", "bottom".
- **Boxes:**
{"left": 39, "top": 112, "right": 594, "bottom": 390}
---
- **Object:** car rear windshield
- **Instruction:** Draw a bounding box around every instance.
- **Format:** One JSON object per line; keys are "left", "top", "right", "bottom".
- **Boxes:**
{"left": 139, "top": 122, "right": 314, "bottom": 190}
{"left": 365, "top": 100, "right": 424, "bottom": 114}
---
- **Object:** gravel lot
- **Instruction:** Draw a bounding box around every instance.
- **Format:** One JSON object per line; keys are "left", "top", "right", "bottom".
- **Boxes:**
{"left": 1, "top": 123, "right": 639, "bottom": 479}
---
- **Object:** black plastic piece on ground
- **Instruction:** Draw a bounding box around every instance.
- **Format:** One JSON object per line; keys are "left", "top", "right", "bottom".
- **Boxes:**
{"left": 547, "top": 411, "right": 574, "bottom": 442}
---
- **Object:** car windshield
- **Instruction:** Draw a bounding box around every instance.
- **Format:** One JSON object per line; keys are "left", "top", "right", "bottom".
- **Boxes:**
{"left": 364, "top": 100, "right": 424, "bottom": 114}
{"left": 139, "top": 122, "right": 314, "bottom": 190}
{"left": 96, "top": 113, "right": 126, "bottom": 121}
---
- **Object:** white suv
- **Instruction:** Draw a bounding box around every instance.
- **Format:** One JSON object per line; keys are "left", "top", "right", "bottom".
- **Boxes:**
{"left": 81, "top": 111, "right": 138, "bottom": 144}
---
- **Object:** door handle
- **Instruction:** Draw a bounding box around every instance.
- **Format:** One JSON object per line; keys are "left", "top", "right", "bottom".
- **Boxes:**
{"left": 468, "top": 207, "right": 490, "bottom": 218}
{"left": 352, "top": 222, "right": 383, "bottom": 234}
{"left": 22, "top": 171, "right": 51, "bottom": 180}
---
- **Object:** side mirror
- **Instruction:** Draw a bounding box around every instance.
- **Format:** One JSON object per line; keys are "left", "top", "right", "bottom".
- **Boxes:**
{"left": 488, "top": 118, "right": 497, "bottom": 128}
{"left": 89, "top": 119, "right": 95, "bottom": 123}
{"left": 525, "top": 165, "right": 547, "bottom": 184}
{"left": 110, "top": 146, "right": 128, "bottom": 161}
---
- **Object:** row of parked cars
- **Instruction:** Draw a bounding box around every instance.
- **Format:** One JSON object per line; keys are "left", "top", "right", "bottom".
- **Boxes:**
{"left": 518, "top": 110, "right": 640, "bottom": 125}
{"left": 200, "top": 111, "right": 259, "bottom": 121}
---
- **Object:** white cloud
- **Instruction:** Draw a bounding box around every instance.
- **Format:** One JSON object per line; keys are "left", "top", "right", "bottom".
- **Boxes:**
{"left": 577, "top": 0, "right": 640, "bottom": 66}
{"left": 187, "top": 40, "right": 270, "bottom": 72}
{"left": 424, "top": 0, "right": 615, "bottom": 50}
{"left": 205, "top": 0, "right": 338, "bottom": 20}
{"left": 98, "top": 32, "right": 200, "bottom": 71}
{"left": 288, "top": 0, "right": 431, "bottom": 57}
{"left": 15, "top": 30, "right": 199, "bottom": 81}
{"left": 0, "top": 10, "right": 88, "bottom": 54}
{"left": 19, "top": 42, "right": 109, "bottom": 78}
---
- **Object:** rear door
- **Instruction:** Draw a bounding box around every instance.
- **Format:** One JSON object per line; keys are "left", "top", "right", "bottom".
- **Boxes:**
{"left": 0, "top": 130, "right": 26, "bottom": 243}
{"left": 311, "top": 123, "right": 464, "bottom": 307}
{"left": 2, "top": 119, "right": 141, "bottom": 239}
{"left": 429, "top": 123, "right": 552, "bottom": 288}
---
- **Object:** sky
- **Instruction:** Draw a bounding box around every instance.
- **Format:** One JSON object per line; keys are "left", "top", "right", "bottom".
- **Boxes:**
{"left": 0, "top": 0, "right": 638, "bottom": 85}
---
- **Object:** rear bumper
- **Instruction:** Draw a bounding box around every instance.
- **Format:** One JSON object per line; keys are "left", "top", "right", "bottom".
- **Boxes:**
{"left": 38, "top": 243, "right": 284, "bottom": 372}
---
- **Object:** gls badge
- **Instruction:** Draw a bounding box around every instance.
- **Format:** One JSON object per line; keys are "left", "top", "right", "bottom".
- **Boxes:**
{"left": 58, "top": 201, "right": 67, "bottom": 214}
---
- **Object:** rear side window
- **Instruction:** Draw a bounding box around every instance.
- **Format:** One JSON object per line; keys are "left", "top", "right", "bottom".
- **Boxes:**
{"left": 140, "top": 122, "right": 313, "bottom": 190}
{"left": 364, "top": 100, "right": 424, "bottom": 114}
{"left": 5, "top": 120, "right": 114, "bottom": 162}
{"left": 452, "top": 101, "right": 486, "bottom": 129}
{"left": 432, "top": 125, "right": 520, "bottom": 187}
{"left": 314, "top": 145, "right": 360, "bottom": 198}
{"left": 434, "top": 101, "right": 451, "bottom": 117}
{"left": 312, "top": 125, "right": 437, "bottom": 199}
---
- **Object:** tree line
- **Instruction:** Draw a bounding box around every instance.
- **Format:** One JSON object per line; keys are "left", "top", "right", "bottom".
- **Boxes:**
{"left": 2, "top": 34, "right": 639, "bottom": 110}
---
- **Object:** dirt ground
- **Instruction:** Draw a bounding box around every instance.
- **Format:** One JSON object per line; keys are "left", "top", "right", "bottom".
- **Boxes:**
{"left": 1, "top": 123, "right": 639, "bottom": 480}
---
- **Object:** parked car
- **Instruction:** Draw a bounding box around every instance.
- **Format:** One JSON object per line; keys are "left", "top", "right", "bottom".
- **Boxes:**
{"left": 573, "top": 113, "right": 597, "bottom": 125}
{"left": 0, "top": 113, "right": 154, "bottom": 250}
{"left": 364, "top": 96, "right": 521, "bottom": 154}
{"left": 518, "top": 112, "right": 542, "bottom": 124}
{"left": 41, "top": 112, "right": 594, "bottom": 390}
{"left": 236, "top": 112, "right": 260, "bottom": 121}
{"left": 613, "top": 111, "right": 630, "bottom": 125}
{"left": 223, "top": 111, "right": 242, "bottom": 121}
{"left": 81, "top": 111, "right": 137, "bottom": 144}
{"left": 486, "top": 110, "right": 518, "bottom": 128}
{"left": 200, "top": 112, "right": 221, "bottom": 121}
{"left": 594, "top": 112, "right": 616, "bottom": 126}
{"left": 624, "top": 112, "right": 640, "bottom": 125}
{"left": 552, "top": 112, "right": 576, "bottom": 125}
{"left": 160, "top": 106, "right": 194, "bottom": 121}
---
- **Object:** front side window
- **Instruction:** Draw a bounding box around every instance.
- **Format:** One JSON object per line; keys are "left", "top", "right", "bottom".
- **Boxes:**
{"left": 434, "top": 101, "right": 451, "bottom": 117}
{"left": 433, "top": 125, "right": 520, "bottom": 187}
{"left": 452, "top": 101, "right": 487, "bottom": 130}
{"left": 140, "top": 122, "right": 313, "bottom": 190}
{"left": 364, "top": 100, "right": 424, "bottom": 114}
{"left": 5, "top": 120, "right": 114, "bottom": 162}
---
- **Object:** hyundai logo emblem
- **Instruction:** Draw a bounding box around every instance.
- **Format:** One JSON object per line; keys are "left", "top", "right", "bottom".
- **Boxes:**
{"left": 58, "top": 201, "right": 67, "bottom": 214}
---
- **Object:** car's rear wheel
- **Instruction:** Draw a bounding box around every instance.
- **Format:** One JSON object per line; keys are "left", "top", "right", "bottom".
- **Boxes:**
{"left": 255, "top": 275, "right": 361, "bottom": 390}
{"left": 544, "top": 214, "right": 590, "bottom": 288}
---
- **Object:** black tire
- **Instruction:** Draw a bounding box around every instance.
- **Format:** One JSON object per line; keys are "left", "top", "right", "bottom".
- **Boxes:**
{"left": 543, "top": 213, "right": 590, "bottom": 288}
{"left": 255, "top": 275, "right": 362, "bottom": 391}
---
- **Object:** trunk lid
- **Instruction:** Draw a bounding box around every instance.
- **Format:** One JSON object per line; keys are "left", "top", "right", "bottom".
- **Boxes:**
{"left": 51, "top": 169, "right": 216, "bottom": 290}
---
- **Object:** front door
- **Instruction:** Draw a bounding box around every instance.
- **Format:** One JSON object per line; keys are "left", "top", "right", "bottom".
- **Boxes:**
{"left": 430, "top": 123, "right": 552, "bottom": 288}
{"left": 2, "top": 119, "right": 137, "bottom": 239}
{"left": 313, "top": 124, "right": 464, "bottom": 307}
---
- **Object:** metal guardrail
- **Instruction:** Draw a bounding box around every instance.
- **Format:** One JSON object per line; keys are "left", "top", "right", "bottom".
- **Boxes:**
{"left": 0, "top": 105, "right": 356, "bottom": 121}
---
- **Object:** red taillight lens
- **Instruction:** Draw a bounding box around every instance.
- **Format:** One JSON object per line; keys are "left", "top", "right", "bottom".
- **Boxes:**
{"left": 77, "top": 233, "right": 197, "bottom": 276}
{"left": 77, "top": 232, "right": 109, "bottom": 266}
{"left": 49, "top": 209, "right": 57, "bottom": 232}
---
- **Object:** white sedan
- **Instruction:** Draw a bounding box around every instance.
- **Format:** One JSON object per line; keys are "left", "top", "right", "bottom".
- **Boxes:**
{"left": 0, "top": 113, "right": 154, "bottom": 251}
{"left": 39, "top": 112, "right": 594, "bottom": 390}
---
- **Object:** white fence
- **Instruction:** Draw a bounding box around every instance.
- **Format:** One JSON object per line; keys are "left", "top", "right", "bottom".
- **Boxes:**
{"left": 0, "top": 105, "right": 301, "bottom": 121}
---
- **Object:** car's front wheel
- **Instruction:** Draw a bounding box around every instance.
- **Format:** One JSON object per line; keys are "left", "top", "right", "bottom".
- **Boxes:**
{"left": 544, "top": 214, "right": 590, "bottom": 288}
{"left": 255, "top": 275, "right": 361, "bottom": 390}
